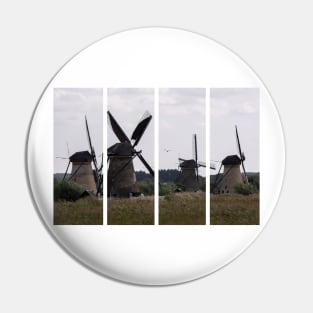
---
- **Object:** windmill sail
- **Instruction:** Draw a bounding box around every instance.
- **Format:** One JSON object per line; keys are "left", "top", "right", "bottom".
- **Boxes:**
{"left": 107, "top": 111, "right": 130, "bottom": 143}
{"left": 136, "top": 152, "right": 154, "bottom": 177}
{"left": 85, "top": 116, "right": 103, "bottom": 195}
{"left": 209, "top": 162, "right": 216, "bottom": 170}
{"left": 235, "top": 125, "right": 248, "bottom": 183}
{"left": 131, "top": 111, "right": 152, "bottom": 147}
{"left": 62, "top": 160, "right": 71, "bottom": 181}
{"left": 85, "top": 116, "right": 98, "bottom": 170}
{"left": 192, "top": 134, "right": 198, "bottom": 162}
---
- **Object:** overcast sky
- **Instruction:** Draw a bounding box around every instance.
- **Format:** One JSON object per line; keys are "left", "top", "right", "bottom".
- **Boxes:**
{"left": 54, "top": 88, "right": 103, "bottom": 173}
{"left": 210, "top": 88, "right": 259, "bottom": 173}
{"left": 54, "top": 88, "right": 258, "bottom": 175}
{"left": 107, "top": 88, "right": 154, "bottom": 173}
{"left": 159, "top": 88, "right": 206, "bottom": 176}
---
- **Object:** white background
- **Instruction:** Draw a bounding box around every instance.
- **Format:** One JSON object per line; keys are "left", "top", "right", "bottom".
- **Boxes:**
{"left": 0, "top": 1, "right": 312, "bottom": 312}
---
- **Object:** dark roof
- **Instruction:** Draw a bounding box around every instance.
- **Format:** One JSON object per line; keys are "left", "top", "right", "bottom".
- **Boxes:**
{"left": 69, "top": 151, "right": 92, "bottom": 162}
{"left": 180, "top": 159, "right": 196, "bottom": 168}
{"left": 222, "top": 155, "right": 241, "bottom": 165}
{"left": 108, "top": 142, "right": 133, "bottom": 156}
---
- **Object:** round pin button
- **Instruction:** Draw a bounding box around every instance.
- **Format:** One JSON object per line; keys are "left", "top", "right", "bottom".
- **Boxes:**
{"left": 27, "top": 28, "right": 285, "bottom": 285}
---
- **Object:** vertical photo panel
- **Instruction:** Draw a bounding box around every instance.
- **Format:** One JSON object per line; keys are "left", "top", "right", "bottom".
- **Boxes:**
{"left": 159, "top": 88, "right": 206, "bottom": 225}
{"left": 210, "top": 88, "right": 260, "bottom": 225}
{"left": 54, "top": 88, "right": 103, "bottom": 225}
{"left": 107, "top": 88, "right": 154, "bottom": 225}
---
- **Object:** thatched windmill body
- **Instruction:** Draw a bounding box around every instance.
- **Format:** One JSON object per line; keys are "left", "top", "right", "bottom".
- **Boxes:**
{"left": 177, "top": 134, "right": 209, "bottom": 190}
{"left": 107, "top": 111, "right": 154, "bottom": 198}
{"left": 60, "top": 116, "right": 103, "bottom": 195}
{"left": 213, "top": 126, "right": 248, "bottom": 193}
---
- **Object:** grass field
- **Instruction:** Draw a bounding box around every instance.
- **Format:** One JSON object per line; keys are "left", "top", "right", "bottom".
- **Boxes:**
{"left": 54, "top": 198, "right": 103, "bottom": 225}
{"left": 159, "top": 192, "right": 206, "bottom": 225}
{"left": 108, "top": 192, "right": 206, "bottom": 225}
{"left": 210, "top": 193, "right": 259, "bottom": 225}
{"left": 108, "top": 197, "right": 154, "bottom": 225}
{"left": 54, "top": 192, "right": 258, "bottom": 225}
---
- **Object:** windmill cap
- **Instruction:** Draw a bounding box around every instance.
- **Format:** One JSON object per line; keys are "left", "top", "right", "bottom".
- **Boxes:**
{"left": 180, "top": 159, "right": 197, "bottom": 168}
{"left": 69, "top": 151, "right": 92, "bottom": 162}
{"left": 222, "top": 155, "right": 241, "bottom": 165}
{"left": 108, "top": 142, "right": 133, "bottom": 156}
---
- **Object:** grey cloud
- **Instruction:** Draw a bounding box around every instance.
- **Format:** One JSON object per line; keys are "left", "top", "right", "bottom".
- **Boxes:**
{"left": 211, "top": 88, "right": 259, "bottom": 117}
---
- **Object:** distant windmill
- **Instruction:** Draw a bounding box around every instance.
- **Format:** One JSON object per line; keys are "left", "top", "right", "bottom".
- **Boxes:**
{"left": 107, "top": 110, "right": 154, "bottom": 198}
{"left": 213, "top": 126, "right": 248, "bottom": 194}
{"left": 177, "top": 134, "right": 206, "bottom": 190}
{"left": 58, "top": 116, "right": 103, "bottom": 195}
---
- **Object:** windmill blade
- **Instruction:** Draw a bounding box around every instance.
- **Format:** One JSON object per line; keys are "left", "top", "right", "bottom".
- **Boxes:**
{"left": 241, "top": 162, "right": 249, "bottom": 183}
{"left": 235, "top": 126, "right": 248, "bottom": 183}
{"left": 235, "top": 125, "right": 245, "bottom": 161}
{"left": 196, "top": 166, "right": 199, "bottom": 184}
{"left": 136, "top": 152, "right": 154, "bottom": 177}
{"left": 62, "top": 160, "right": 71, "bottom": 181}
{"left": 85, "top": 115, "right": 94, "bottom": 153}
{"left": 131, "top": 111, "right": 152, "bottom": 148}
{"left": 98, "top": 153, "right": 104, "bottom": 171}
{"left": 194, "top": 134, "right": 198, "bottom": 164}
{"left": 85, "top": 116, "right": 98, "bottom": 170}
{"left": 214, "top": 163, "right": 223, "bottom": 186}
{"left": 96, "top": 174, "right": 103, "bottom": 196}
{"left": 93, "top": 169, "right": 99, "bottom": 185}
{"left": 192, "top": 134, "right": 198, "bottom": 163}
{"left": 95, "top": 155, "right": 103, "bottom": 196}
{"left": 68, "top": 163, "right": 83, "bottom": 181}
{"left": 66, "top": 142, "right": 70, "bottom": 157}
{"left": 216, "top": 164, "right": 235, "bottom": 187}
{"left": 209, "top": 162, "right": 216, "bottom": 170}
{"left": 107, "top": 111, "right": 130, "bottom": 143}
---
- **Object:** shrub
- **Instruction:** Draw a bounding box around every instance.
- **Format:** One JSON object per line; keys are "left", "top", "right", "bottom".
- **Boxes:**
{"left": 159, "top": 183, "right": 177, "bottom": 196}
{"left": 137, "top": 180, "right": 154, "bottom": 196}
{"left": 234, "top": 183, "right": 258, "bottom": 195}
{"left": 54, "top": 180, "right": 84, "bottom": 201}
{"left": 248, "top": 175, "right": 260, "bottom": 190}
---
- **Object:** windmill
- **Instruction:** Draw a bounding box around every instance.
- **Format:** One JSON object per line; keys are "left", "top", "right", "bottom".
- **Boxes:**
{"left": 107, "top": 110, "right": 154, "bottom": 198}
{"left": 213, "top": 125, "right": 248, "bottom": 194}
{"left": 58, "top": 116, "right": 103, "bottom": 196}
{"left": 177, "top": 134, "right": 207, "bottom": 190}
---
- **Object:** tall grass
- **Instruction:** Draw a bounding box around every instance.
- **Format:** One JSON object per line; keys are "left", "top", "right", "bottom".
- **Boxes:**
{"left": 210, "top": 193, "right": 259, "bottom": 225}
{"left": 54, "top": 198, "right": 103, "bottom": 225}
{"left": 159, "top": 192, "right": 206, "bottom": 225}
{"left": 108, "top": 198, "right": 154, "bottom": 225}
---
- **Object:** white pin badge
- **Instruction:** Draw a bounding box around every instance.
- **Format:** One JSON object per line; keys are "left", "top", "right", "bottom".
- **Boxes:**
{"left": 27, "top": 28, "right": 285, "bottom": 285}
